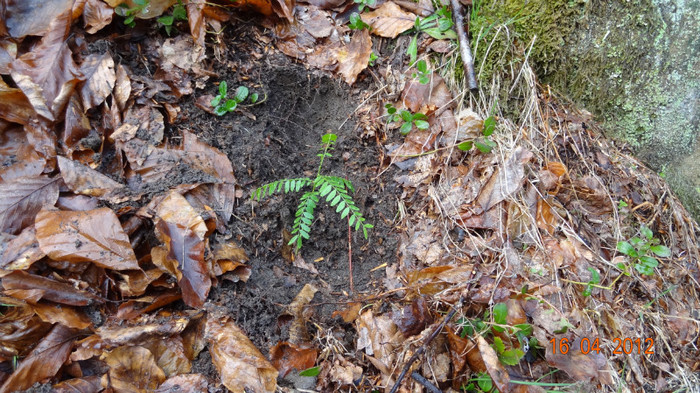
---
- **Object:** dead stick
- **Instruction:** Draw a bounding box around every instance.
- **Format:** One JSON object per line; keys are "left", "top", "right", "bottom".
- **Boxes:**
{"left": 348, "top": 219, "right": 354, "bottom": 294}
{"left": 388, "top": 307, "right": 459, "bottom": 393}
{"left": 449, "top": 0, "right": 478, "bottom": 91}
{"left": 411, "top": 372, "right": 442, "bottom": 393}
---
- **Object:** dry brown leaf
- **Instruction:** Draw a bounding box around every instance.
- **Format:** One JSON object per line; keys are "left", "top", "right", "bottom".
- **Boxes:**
{"left": 35, "top": 208, "right": 140, "bottom": 270}
{"left": 285, "top": 283, "right": 318, "bottom": 344}
{"left": 297, "top": 5, "right": 334, "bottom": 38}
{"left": 79, "top": 53, "right": 116, "bottom": 110}
{"left": 101, "top": 345, "right": 166, "bottom": 392}
{"left": 62, "top": 94, "right": 92, "bottom": 155}
{"left": 0, "top": 125, "right": 46, "bottom": 182}
{"left": 83, "top": 0, "right": 114, "bottom": 34}
{"left": 186, "top": 0, "right": 206, "bottom": 47}
{"left": 1, "top": 271, "right": 103, "bottom": 306}
{"left": 270, "top": 342, "right": 318, "bottom": 378}
{"left": 0, "top": 324, "right": 77, "bottom": 393}
{"left": 96, "top": 314, "right": 190, "bottom": 347}
{"left": 116, "top": 268, "right": 164, "bottom": 297}
{"left": 10, "top": 11, "right": 81, "bottom": 121}
{"left": 155, "top": 374, "right": 209, "bottom": 393}
{"left": 332, "top": 302, "right": 362, "bottom": 323}
{"left": 114, "top": 64, "right": 131, "bottom": 111}
{"left": 355, "top": 310, "right": 399, "bottom": 375}
{"left": 361, "top": 2, "right": 416, "bottom": 38}
{"left": 402, "top": 72, "right": 453, "bottom": 113}
{"left": 476, "top": 147, "right": 533, "bottom": 212}
{"left": 205, "top": 314, "right": 278, "bottom": 393}
{"left": 3, "top": 0, "right": 74, "bottom": 38}
{"left": 58, "top": 156, "right": 126, "bottom": 198}
{"left": 476, "top": 334, "right": 510, "bottom": 392}
{"left": 545, "top": 336, "right": 613, "bottom": 384}
{"left": 335, "top": 29, "right": 372, "bottom": 85}
{"left": 0, "top": 175, "right": 59, "bottom": 234}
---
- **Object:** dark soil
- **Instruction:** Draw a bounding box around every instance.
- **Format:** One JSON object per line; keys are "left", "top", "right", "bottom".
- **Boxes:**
{"left": 95, "top": 21, "right": 400, "bottom": 389}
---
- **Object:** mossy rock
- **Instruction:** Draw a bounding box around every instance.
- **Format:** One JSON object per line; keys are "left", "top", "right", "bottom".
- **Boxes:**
{"left": 470, "top": 0, "right": 700, "bottom": 219}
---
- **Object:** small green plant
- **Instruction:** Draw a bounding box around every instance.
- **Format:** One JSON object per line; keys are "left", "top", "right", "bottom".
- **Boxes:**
{"left": 616, "top": 225, "right": 671, "bottom": 276}
{"left": 252, "top": 133, "right": 373, "bottom": 251}
{"left": 412, "top": 60, "right": 431, "bottom": 84}
{"left": 368, "top": 52, "right": 378, "bottom": 66}
{"left": 157, "top": 0, "right": 188, "bottom": 35}
{"left": 210, "top": 81, "right": 257, "bottom": 116}
{"left": 582, "top": 267, "right": 600, "bottom": 297}
{"left": 458, "top": 302, "right": 535, "bottom": 368}
{"left": 406, "top": 7, "right": 457, "bottom": 64}
{"left": 457, "top": 115, "right": 497, "bottom": 153}
{"left": 348, "top": 12, "right": 370, "bottom": 30}
{"left": 116, "top": 0, "right": 150, "bottom": 27}
{"left": 385, "top": 103, "right": 429, "bottom": 135}
{"left": 354, "top": 0, "right": 376, "bottom": 12}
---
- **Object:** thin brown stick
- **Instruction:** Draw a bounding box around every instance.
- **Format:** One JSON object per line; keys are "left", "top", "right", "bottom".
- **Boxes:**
{"left": 449, "top": 0, "right": 478, "bottom": 91}
{"left": 348, "top": 219, "right": 355, "bottom": 294}
{"left": 388, "top": 307, "right": 459, "bottom": 393}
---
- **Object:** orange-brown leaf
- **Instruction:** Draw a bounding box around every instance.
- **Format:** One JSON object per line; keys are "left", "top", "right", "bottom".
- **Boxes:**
{"left": 205, "top": 315, "right": 278, "bottom": 393}
{"left": 35, "top": 208, "right": 139, "bottom": 270}
{"left": 83, "top": 0, "right": 114, "bottom": 34}
{"left": 100, "top": 345, "right": 166, "bottom": 391}
{"left": 476, "top": 335, "right": 510, "bottom": 392}
{"left": 335, "top": 29, "right": 372, "bottom": 85}
{"left": 0, "top": 78, "right": 36, "bottom": 124}
{"left": 1, "top": 271, "right": 103, "bottom": 306}
{"left": 270, "top": 342, "right": 318, "bottom": 378}
{"left": 0, "top": 324, "right": 77, "bottom": 393}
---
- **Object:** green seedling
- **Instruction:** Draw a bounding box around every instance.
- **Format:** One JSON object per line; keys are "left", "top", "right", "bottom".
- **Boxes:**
{"left": 385, "top": 103, "right": 429, "bottom": 135}
{"left": 252, "top": 133, "right": 373, "bottom": 251}
{"left": 412, "top": 60, "right": 431, "bottom": 84}
{"left": 210, "top": 81, "right": 254, "bottom": 116}
{"left": 368, "top": 52, "right": 378, "bottom": 66}
{"left": 157, "top": 0, "right": 187, "bottom": 35}
{"left": 299, "top": 366, "right": 321, "bottom": 377}
{"left": 616, "top": 225, "right": 671, "bottom": 276}
{"left": 582, "top": 267, "right": 601, "bottom": 297}
{"left": 457, "top": 115, "right": 497, "bottom": 153}
{"left": 116, "top": 0, "right": 150, "bottom": 27}
{"left": 354, "top": 0, "right": 376, "bottom": 12}
{"left": 348, "top": 12, "right": 370, "bottom": 30}
{"left": 406, "top": 7, "right": 457, "bottom": 64}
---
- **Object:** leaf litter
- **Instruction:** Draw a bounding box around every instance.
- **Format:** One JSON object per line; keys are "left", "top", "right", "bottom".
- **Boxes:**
{"left": 0, "top": 0, "right": 697, "bottom": 392}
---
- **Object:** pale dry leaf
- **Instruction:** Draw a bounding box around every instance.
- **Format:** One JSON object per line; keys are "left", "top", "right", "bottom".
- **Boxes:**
{"left": 205, "top": 315, "right": 278, "bottom": 393}
{"left": 114, "top": 64, "right": 132, "bottom": 111}
{"left": 83, "top": 0, "right": 114, "bottom": 34}
{"left": 35, "top": 208, "right": 140, "bottom": 270}
{"left": 476, "top": 334, "right": 510, "bottom": 392}
{"left": 476, "top": 146, "right": 533, "bottom": 212}
{"left": 80, "top": 53, "right": 116, "bottom": 110}
{"left": 335, "top": 29, "right": 372, "bottom": 85}
{"left": 3, "top": 0, "right": 74, "bottom": 38}
{"left": 361, "top": 2, "right": 416, "bottom": 38}
{"left": 58, "top": 156, "right": 126, "bottom": 198}
{"left": 0, "top": 78, "right": 36, "bottom": 124}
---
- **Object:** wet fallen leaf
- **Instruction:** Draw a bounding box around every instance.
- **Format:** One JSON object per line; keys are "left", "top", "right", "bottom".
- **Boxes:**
{"left": 0, "top": 78, "right": 36, "bottom": 124}
{"left": 392, "top": 296, "right": 433, "bottom": 337}
{"left": 101, "top": 345, "right": 166, "bottom": 392}
{"left": 205, "top": 314, "right": 278, "bottom": 393}
{"left": 1, "top": 271, "right": 103, "bottom": 306}
{"left": 31, "top": 302, "right": 92, "bottom": 329}
{"left": 79, "top": 53, "right": 116, "bottom": 111}
{"left": 142, "top": 335, "right": 191, "bottom": 377}
{"left": 155, "top": 374, "right": 209, "bottom": 393}
{"left": 285, "top": 283, "right": 318, "bottom": 344}
{"left": 0, "top": 175, "right": 60, "bottom": 234}
{"left": 58, "top": 156, "right": 126, "bottom": 199}
{"left": 332, "top": 302, "right": 362, "bottom": 323}
{"left": 186, "top": 0, "right": 206, "bottom": 47}
{"left": 96, "top": 312, "right": 190, "bottom": 347}
{"left": 356, "top": 310, "right": 399, "bottom": 375}
{"left": 10, "top": 11, "right": 81, "bottom": 120}
{"left": 361, "top": 2, "right": 416, "bottom": 38}
{"left": 335, "top": 29, "right": 372, "bottom": 85}
{"left": 0, "top": 324, "right": 77, "bottom": 393}
{"left": 35, "top": 208, "right": 140, "bottom": 270}
{"left": 0, "top": 296, "right": 51, "bottom": 360}
{"left": 52, "top": 376, "right": 102, "bottom": 393}
{"left": 3, "top": 0, "right": 74, "bottom": 38}
{"left": 83, "top": 0, "right": 114, "bottom": 34}
{"left": 270, "top": 342, "right": 318, "bottom": 378}
{"left": 0, "top": 225, "right": 45, "bottom": 271}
